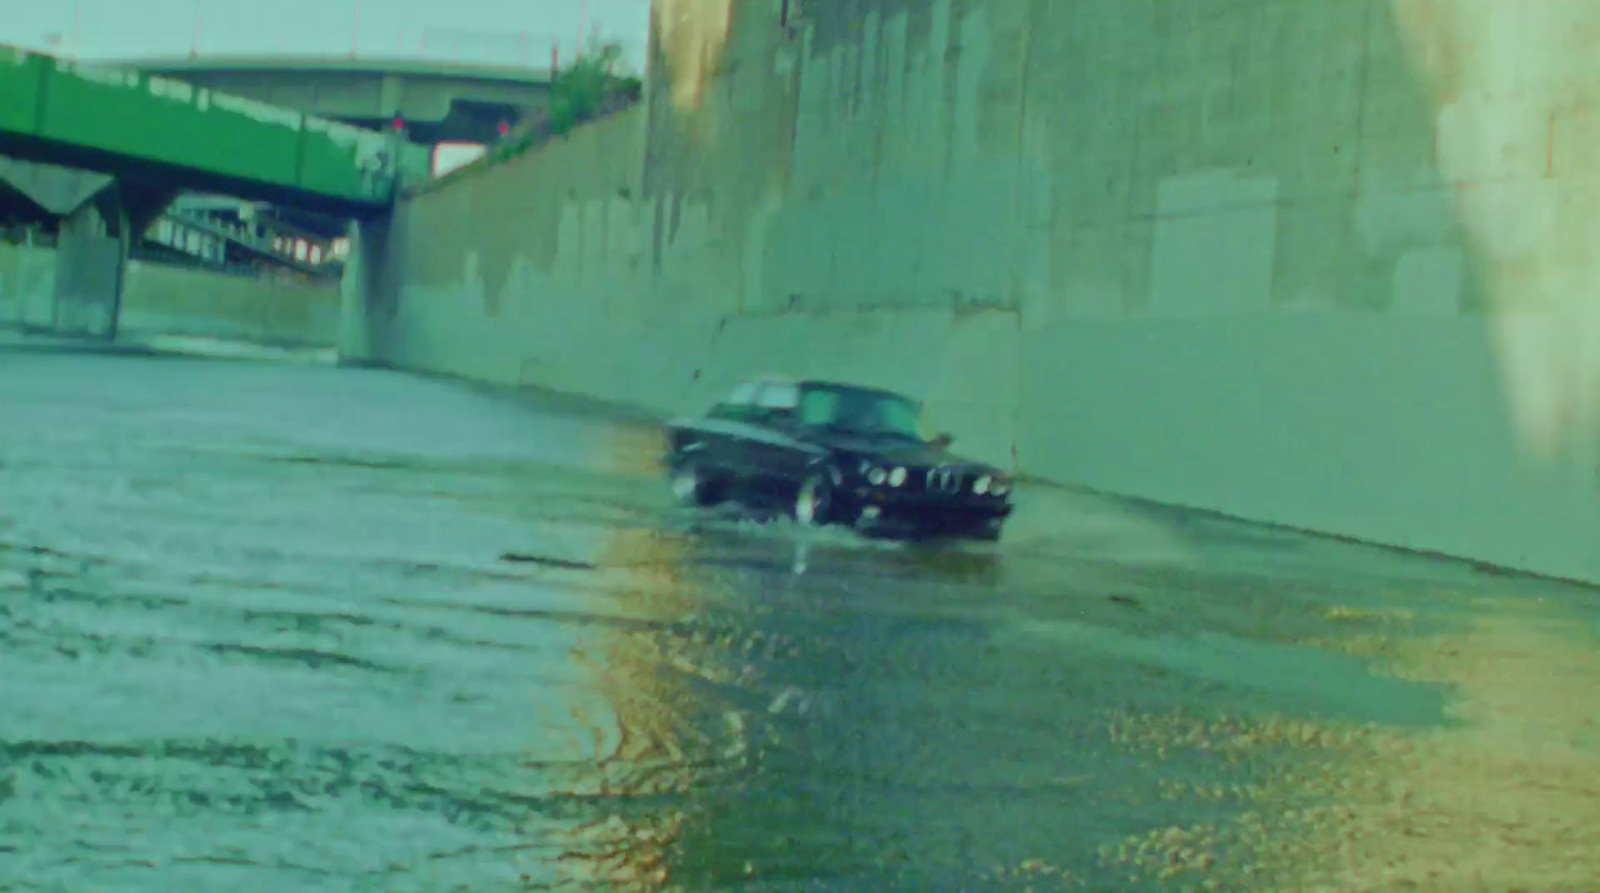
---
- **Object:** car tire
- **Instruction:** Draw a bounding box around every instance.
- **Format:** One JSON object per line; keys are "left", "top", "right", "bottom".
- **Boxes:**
{"left": 670, "top": 459, "right": 719, "bottom": 507}
{"left": 794, "top": 471, "right": 836, "bottom": 528}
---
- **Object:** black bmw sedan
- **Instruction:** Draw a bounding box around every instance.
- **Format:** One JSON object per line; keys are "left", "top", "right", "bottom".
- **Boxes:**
{"left": 663, "top": 377, "right": 1014, "bottom": 541}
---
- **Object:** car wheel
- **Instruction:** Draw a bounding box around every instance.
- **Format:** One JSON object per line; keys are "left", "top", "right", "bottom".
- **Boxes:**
{"left": 670, "top": 459, "right": 718, "bottom": 507}
{"left": 794, "top": 472, "right": 835, "bottom": 527}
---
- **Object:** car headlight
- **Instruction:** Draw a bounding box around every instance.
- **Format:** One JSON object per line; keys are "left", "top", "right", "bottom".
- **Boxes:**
{"left": 867, "top": 467, "right": 888, "bottom": 486}
{"left": 888, "top": 466, "right": 907, "bottom": 487}
{"left": 991, "top": 477, "right": 1011, "bottom": 497}
{"left": 974, "top": 475, "right": 992, "bottom": 495}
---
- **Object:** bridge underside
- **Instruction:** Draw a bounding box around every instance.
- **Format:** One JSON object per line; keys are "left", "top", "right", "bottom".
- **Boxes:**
{"left": 0, "top": 146, "right": 362, "bottom": 342}
{"left": 0, "top": 181, "right": 50, "bottom": 229}
{"left": 340, "top": 99, "right": 530, "bottom": 146}
{"left": 0, "top": 132, "right": 385, "bottom": 222}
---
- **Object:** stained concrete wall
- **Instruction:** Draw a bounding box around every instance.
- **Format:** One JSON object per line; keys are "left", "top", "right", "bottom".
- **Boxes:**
{"left": 362, "top": 105, "right": 730, "bottom": 411}
{"left": 350, "top": 0, "right": 1600, "bottom": 582}
{"left": 0, "top": 242, "right": 58, "bottom": 328}
{"left": 120, "top": 262, "right": 340, "bottom": 347}
{"left": 2, "top": 243, "right": 338, "bottom": 348}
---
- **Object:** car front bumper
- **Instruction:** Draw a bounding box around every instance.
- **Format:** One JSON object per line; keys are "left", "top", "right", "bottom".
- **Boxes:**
{"left": 847, "top": 487, "right": 1012, "bottom": 537}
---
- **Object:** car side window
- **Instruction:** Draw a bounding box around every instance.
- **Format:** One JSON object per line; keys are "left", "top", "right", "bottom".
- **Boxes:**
{"left": 798, "top": 388, "right": 841, "bottom": 428}
{"left": 752, "top": 382, "right": 800, "bottom": 427}
{"left": 728, "top": 382, "right": 757, "bottom": 405}
{"left": 710, "top": 382, "right": 759, "bottom": 421}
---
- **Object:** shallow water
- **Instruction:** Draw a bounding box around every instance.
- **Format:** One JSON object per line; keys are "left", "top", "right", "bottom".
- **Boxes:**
{"left": 0, "top": 346, "right": 1522, "bottom": 892}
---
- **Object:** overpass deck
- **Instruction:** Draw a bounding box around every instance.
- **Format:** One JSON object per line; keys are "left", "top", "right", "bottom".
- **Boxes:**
{"left": 0, "top": 48, "right": 428, "bottom": 217}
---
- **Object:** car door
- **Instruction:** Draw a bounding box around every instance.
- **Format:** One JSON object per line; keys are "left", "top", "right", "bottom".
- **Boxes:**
{"left": 685, "top": 381, "right": 759, "bottom": 484}
{"left": 746, "top": 381, "right": 822, "bottom": 497}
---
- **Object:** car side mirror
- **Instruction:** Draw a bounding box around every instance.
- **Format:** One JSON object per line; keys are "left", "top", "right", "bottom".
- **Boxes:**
{"left": 930, "top": 432, "right": 955, "bottom": 449}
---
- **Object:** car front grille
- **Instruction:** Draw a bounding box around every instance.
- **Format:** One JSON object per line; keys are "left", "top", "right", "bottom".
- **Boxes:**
{"left": 920, "top": 467, "right": 965, "bottom": 495}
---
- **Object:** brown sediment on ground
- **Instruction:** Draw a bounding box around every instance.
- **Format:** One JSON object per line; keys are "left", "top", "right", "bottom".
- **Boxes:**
{"left": 1289, "top": 604, "right": 1600, "bottom": 893}
{"left": 1103, "top": 599, "right": 1600, "bottom": 892}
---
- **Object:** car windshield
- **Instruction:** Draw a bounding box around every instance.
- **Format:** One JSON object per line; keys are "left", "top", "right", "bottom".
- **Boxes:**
{"left": 797, "top": 385, "right": 926, "bottom": 440}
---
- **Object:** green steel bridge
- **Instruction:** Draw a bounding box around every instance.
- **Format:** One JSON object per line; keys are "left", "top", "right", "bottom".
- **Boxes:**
{"left": 0, "top": 46, "right": 429, "bottom": 219}
{"left": 0, "top": 46, "right": 432, "bottom": 340}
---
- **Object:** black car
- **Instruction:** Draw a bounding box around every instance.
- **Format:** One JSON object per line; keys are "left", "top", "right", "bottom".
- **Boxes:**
{"left": 663, "top": 377, "right": 1014, "bottom": 540}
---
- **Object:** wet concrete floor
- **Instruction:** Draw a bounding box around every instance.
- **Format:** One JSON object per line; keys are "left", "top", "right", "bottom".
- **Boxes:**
{"left": 2, "top": 344, "right": 1598, "bottom": 892}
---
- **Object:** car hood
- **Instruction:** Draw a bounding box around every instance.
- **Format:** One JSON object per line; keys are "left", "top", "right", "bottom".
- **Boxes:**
{"left": 824, "top": 434, "right": 996, "bottom": 472}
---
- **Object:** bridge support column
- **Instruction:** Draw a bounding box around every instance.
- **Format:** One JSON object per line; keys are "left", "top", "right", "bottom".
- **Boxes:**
{"left": 337, "top": 213, "right": 395, "bottom": 367}
{"left": 51, "top": 190, "right": 129, "bottom": 340}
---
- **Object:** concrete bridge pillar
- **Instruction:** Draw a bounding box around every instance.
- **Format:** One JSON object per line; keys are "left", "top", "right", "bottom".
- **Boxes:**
{"left": 0, "top": 159, "right": 176, "bottom": 341}
{"left": 337, "top": 213, "right": 396, "bottom": 366}
{"left": 51, "top": 192, "right": 128, "bottom": 339}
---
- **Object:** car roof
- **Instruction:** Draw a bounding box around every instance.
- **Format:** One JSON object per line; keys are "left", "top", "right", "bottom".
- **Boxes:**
{"left": 805, "top": 380, "right": 907, "bottom": 397}
{"left": 739, "top": 376, "right": 912, "bottom": 400}
{"left": 748, "top": 375, "right": 797, "bottom": 387}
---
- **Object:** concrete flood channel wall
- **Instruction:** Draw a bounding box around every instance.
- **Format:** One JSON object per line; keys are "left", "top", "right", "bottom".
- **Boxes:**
{"left": 1, "top": 241, "right": 339, "bottom": 347}
{"left": 119, "top": 262, "right": 340, "bottom": 348}
{"left": 0, "top": 244, "right": 56, "bottom": 329}
{"left": 345, "top": 0, "right": 1600, "bottom": 584}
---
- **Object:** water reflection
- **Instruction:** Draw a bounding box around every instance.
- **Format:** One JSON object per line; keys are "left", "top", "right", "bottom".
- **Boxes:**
{"left": 516, "top": 423, "right": 731, "bottom": 890}
{"left": 574, "top": 520, "right": 1046, "bottom": 892}
{"left": 550, "top": 525, "right": 716, "bottom": 891}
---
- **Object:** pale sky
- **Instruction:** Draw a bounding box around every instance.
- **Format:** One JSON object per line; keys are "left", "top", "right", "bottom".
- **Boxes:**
{"left": 0, "top": 0, "right": 651, "bottom": 70}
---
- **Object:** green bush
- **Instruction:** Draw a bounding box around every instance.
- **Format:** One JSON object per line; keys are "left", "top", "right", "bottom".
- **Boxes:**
{"left": 548, "top": 41, "right": 644, "bottom": 137}
{"left": 416, "top": 40, "right": 644, "bottom": 191}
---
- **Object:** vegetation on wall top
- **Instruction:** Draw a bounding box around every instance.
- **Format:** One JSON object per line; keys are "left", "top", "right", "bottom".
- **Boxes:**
{"left": 404, "top": 39, "right": 644, "bottom": 197}
{"left": 547, "top": 41, "right": 644, "bottom": 137}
